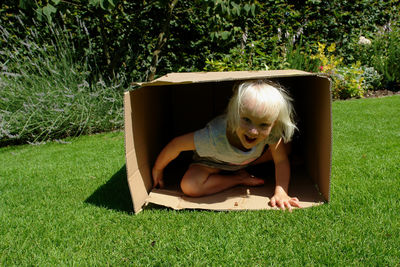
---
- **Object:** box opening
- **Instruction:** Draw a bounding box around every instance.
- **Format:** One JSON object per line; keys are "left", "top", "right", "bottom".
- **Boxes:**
{"left": 124, "top": 71, "right": 331, "bottom": 213}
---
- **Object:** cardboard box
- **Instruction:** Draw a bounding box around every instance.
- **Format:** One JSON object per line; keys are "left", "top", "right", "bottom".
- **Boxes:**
{"left": 124, "top": 70, "right": 332, "bottom": 213}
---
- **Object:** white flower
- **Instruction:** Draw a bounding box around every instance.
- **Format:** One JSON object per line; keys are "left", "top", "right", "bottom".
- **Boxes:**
{"left": 358, "top": 36, "right": 371, "bottom": 45}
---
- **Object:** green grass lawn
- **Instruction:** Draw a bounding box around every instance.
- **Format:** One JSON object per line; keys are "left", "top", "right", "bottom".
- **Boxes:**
{"left": 1, "top": 96, "right": 399, "bottom": 266}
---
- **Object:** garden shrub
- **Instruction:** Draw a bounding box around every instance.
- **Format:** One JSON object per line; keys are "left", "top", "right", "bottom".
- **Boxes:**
{"left": 203, "top": 37, "right": 319, "bottom": 73}
{"left": 353, "top": 23, "right": 400, "bottom": 91}
{"left": 370, "top": 26, "right": 400, "bottom": 90}
{"left": 311, "top": 42, "right": 365, "bottom": 99}
{"left": 332, "top": 63, "right": 365, "bottom": 99}
{"left": 361, "top": 66, "right": 383, "bottom": 91}
{"left": 2, "top": 0, "right": 398, "bottom": 83}
{"left": 0, "top": 21, "right": 124, "bottom": 145}
{"left": 203, "top": 40, "right": 287, "bottom": 71}
{"left": 284, "top": 39, "right": 320, "bottom": 73}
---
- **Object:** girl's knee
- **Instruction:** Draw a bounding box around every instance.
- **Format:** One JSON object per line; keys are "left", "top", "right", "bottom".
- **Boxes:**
{"left": 180, "top": 165, "right": 217, "bottom": 197}
{"left": 180, "top": 176, "right": 202, "bottom": 197}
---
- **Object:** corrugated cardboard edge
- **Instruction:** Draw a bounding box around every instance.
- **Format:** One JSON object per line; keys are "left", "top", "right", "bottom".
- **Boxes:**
{"left": 312, "top": 73, "right": 332, "bottom": 203}
{"left": 124, "top": 91, "right": 149, "bottom": 213}
{"left": 146, "top": 186, "right": 324, "bottom": 211}
{"left": 326, "top": 74, "right": 333, "bottom": 202}
{"left": 134, "top": 70, "right": 313, "bottom": 87}
{"left": 305, "top": 73, "right": 332, "bottom": 203}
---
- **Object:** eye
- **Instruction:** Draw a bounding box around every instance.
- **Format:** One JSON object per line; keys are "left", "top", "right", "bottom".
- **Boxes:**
{"left": 241, "top": 117, "right": 251, "bottom": 124}
{"left": 259, "top": 123, "right": 270, "bottom": 129}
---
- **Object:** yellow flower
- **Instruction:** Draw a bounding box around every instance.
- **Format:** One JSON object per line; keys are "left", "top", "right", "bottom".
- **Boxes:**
{"left": 327, "top": 43, "right": 336, "bottom": 53}
{"left": 317, "top": 42, "right": 326, "bottom": 54}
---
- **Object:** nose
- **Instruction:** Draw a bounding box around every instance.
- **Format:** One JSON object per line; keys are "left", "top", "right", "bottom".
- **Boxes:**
{"left": 248, "top": 126, "right": 258, "bottom": 136}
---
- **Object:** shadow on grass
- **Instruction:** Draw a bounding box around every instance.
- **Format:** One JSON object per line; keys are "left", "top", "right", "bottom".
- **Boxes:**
{"left": 85, "top": 165, "right": 134, "bottom": 214}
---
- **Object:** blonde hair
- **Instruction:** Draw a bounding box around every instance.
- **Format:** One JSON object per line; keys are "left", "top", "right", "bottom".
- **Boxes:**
{"left": 226, "top": 79, "right": 296, "bottom": 143}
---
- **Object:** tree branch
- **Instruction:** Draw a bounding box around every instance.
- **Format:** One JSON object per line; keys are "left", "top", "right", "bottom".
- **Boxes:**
{"left": 147, "top": 0, "right": 179, "bottom": 81}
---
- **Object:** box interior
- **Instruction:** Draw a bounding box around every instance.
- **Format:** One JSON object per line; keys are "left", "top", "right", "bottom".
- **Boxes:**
{"left": 125, "top": 74, "right": 331, "bottom": 213}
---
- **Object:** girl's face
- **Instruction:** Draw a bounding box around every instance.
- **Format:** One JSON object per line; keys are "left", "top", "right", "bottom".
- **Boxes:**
{"left": 235, "top": 104, "right": 276, "bottom": 150}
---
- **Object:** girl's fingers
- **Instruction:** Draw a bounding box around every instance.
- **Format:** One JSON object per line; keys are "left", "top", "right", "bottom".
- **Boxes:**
{"left": 152, "top": 169, "right": 164, "bottom": 189}
{"left": 284, "top": 201, "right": 293, "bottom": 212}
{"left": 269, "top": 197, "right": 276, "bottom": 207}
{"left": 289, "top": 197, "right": 302, "bottom": 208}
{"left": 270, "top": 196, "right": 302, "bottom": 210}
{"left": 276, "top": 200, "right": 285, "bottom": 210}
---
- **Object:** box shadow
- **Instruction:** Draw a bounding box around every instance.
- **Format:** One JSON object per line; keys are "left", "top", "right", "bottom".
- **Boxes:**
{"left": 85, "top": 165, "right": 134, "bottom": 213}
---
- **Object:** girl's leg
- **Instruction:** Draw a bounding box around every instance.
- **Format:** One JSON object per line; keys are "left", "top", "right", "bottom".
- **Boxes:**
{"left": 180, "top": 164, "right": 264, "bottom": 197}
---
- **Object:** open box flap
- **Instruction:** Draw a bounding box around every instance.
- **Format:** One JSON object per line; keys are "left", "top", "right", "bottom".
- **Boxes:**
{"left": 145, "top": 171, "right": 326, "bottom": 211}
{"left": 134, "top": 70, "right": 313, "bottom": 87}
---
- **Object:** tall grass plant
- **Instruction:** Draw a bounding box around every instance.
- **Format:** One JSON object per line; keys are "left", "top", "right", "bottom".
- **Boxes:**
{"left": 0, "top": 19, "right": 124, "bottom": 145}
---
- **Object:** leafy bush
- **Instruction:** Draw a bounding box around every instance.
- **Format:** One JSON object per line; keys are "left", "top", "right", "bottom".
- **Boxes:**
{"left": 353, "top": 22, "right": 400, "bottom": 91}
{"left": 0, "top": 1, "right": 399, "bottom": 145}
{"left": 2, "top": 0, "right": 398, "bottom": 83}
{"left": 311, "top": 42, "right": 365, "bottom": 99}
{"left": 203, "top": 36, "right": 319, "bottom": 73}
{"left": 370, "top": 26, "right": 400, "bottom": 90}
{"left": 0, "top": 21, "right": 124, "bottom": 145}
{"left": 311, "top": 43, "right": 343, "bottom": 73}
{"left": 361, "top": 66, "right": 383, "bottom": 91}
{"left": 204, "top": 40, "right": 276, "bottom": 71}
{"left": 332, "top": 64, "right": 365, "bottom": 99}
{"left": 284, "top": 39, "right": 320, "bottom": 73}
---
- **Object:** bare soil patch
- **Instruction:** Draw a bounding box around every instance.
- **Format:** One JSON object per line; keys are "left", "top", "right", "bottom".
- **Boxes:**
{"left": 364, "top": 89, "right": 400, "bottom": 98}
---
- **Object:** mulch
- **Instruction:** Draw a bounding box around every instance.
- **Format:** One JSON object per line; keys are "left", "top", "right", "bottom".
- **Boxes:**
{"left": 363, "top": 89, "right": 400, "bottom": 98}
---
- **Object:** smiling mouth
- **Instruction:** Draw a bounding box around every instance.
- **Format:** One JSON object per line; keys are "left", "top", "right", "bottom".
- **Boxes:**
{"left": 245, "top": 135, "right": 257, "bottom": 143}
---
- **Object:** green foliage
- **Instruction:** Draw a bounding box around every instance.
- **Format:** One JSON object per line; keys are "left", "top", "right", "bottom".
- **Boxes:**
{"left": 88, "top": 0, "right": 115, "bottom": 10}
{"left": 282, "top": 39, "right": 320, "bottom": 72}
{"left": 5, "top": 1, "right": 165, "bottom": 82}
{"left": 332, "top": 63, "right": 365, "bottom": 99}
{"left": 3, "top": 0, "right": 400, "bottom": 84}
{"left": 353, "top": 23, "right": 400, "bottom": 91}
{"left": 204, "top": 0, "right": 257, "bottom": 43}
{"left": 18, "top": 0, "right": 116, "bottom": 22}
{"left": 0, "top": 22, "right": 124, "bottom": 145}
{"left": 370, "top": 27, "right": 400, "bottom": 90}
{"left": 204, "top": 42, "right": 270, "bottom": 71}
{"left": 311, "top": 43, "right": 365, "bottom": 99}
{"left": 203, "top": 37, "right": 319, "bottom": 73}
{"left": 1, "top": 0, "right": 400, "bottom": 144}
{"left": 361, "top": 66, "right": 383, "bottom": 91}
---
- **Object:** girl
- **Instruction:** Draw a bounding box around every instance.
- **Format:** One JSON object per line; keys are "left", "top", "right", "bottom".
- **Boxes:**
{"left": 152, "top": 79, "right": 301, "bottom": 211}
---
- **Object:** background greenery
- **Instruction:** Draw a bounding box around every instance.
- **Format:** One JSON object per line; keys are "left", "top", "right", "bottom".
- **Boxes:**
{"left": 1, "top": 96, "right": 399, "bottom": 265}
{"left": 2, "top": 0, "right": 398, "bottom": 80}
{"left": 1, "top": 0, "right": 400, "bottom": 144}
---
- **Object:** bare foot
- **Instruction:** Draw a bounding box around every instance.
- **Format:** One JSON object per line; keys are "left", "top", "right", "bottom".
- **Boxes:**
{"left": 236, "top": 170, "right": 265, "bottom": 186}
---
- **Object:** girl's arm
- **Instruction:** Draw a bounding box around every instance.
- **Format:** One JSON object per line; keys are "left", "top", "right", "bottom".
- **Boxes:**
{"left": 152, "top": 132, "right": 195, "bottom": 188}
{"left": 270, "top": 138, "right": 301, "bottom": 211}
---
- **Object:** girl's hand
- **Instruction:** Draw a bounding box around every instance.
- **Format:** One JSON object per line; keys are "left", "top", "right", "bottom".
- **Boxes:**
{"left": 270, "top": 186, "right": 301, "bottom": 212}
{"left": 152, "top": 167, "right": 165, "bottom": 189}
